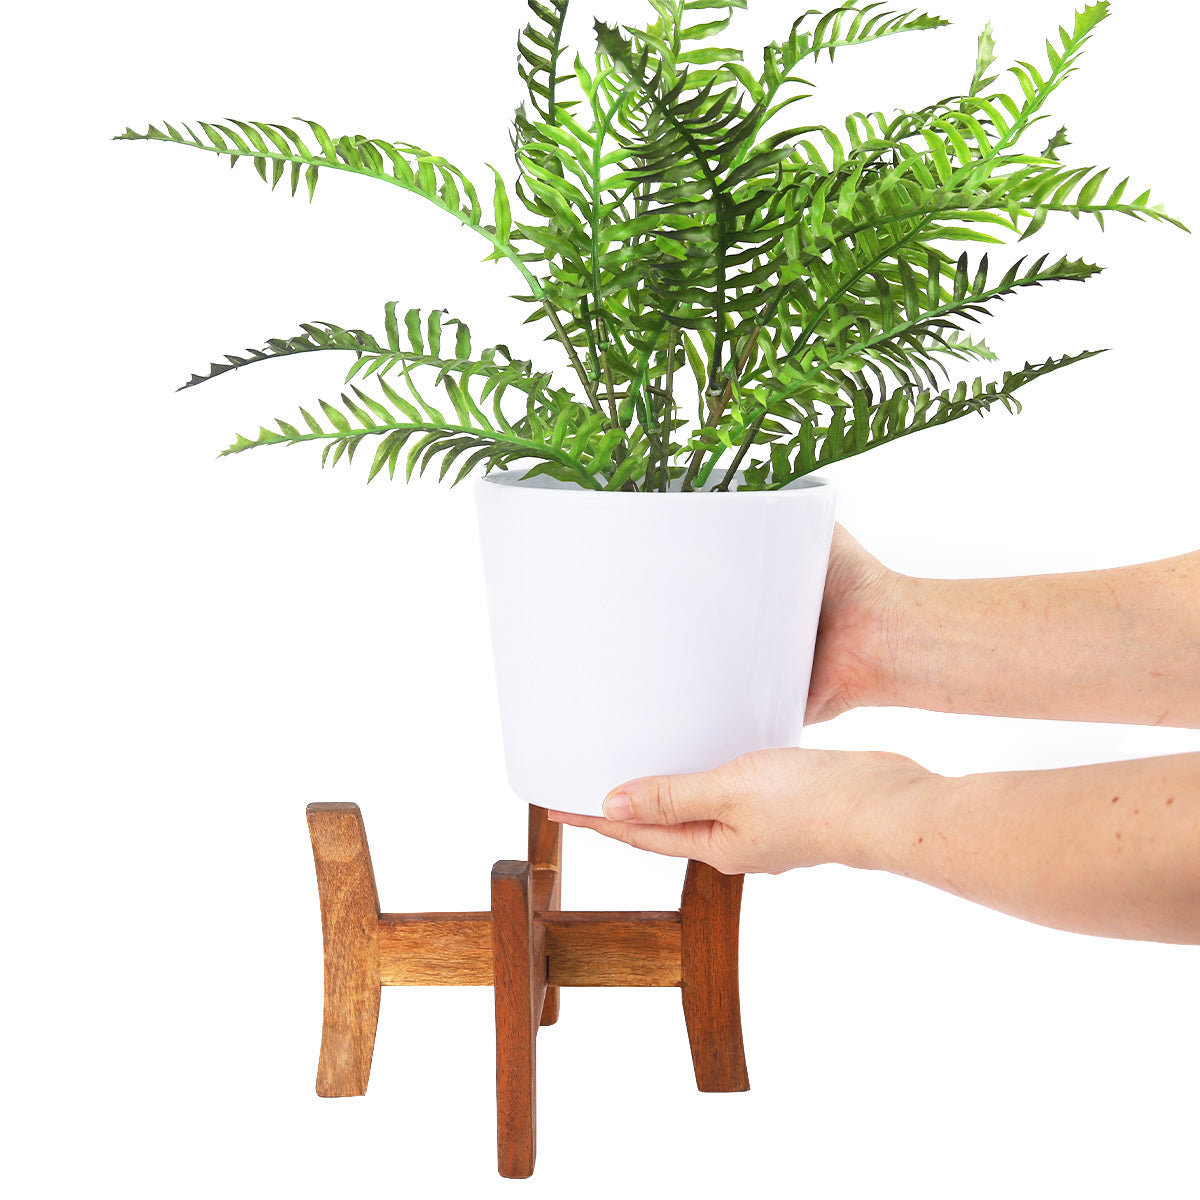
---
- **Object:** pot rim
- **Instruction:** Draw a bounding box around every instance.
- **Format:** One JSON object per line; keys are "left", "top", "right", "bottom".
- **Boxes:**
{"left": 476, "top": 468, "right": 832, "bottom": 495}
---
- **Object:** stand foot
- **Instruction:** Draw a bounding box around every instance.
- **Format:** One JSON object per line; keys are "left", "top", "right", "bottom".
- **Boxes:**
{"left": 306, "top": 803, "right": 381, "bottom": 1097}
{"left": 491, "top": 860, "right": 547, "bottom": 1178}
{"left": 680, "top": 861, "right": 750, "bottom": 1092}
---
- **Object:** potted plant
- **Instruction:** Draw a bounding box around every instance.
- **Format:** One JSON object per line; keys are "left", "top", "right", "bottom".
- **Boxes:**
{"left": 117, "top": 0, "right": 1182, "bottom": 816}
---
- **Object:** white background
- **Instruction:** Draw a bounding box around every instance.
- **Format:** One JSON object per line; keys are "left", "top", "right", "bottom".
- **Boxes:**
{"left": 4, "top": 0, "right": 1198, "bottom": 1196}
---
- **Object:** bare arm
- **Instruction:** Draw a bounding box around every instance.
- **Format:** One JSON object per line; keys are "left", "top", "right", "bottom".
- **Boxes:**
{"left": 861, "top": 752, "right": 1200, "bottom": 943}
{"left": 807, "top": 530, "right": 1200, "bottom": 728}
{"left": 882, "top": 553, "right": 1200, "bottom": 726}
{"left": 549, "top": 748, "right": 1200, "bottom": 944}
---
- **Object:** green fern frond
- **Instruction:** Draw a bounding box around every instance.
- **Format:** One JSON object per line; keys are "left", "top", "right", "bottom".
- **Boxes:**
{"left": 764, "top": 3, "right": 948, "bottom": 79}
{"left": 211, "top": 302, "right": 652, "bottom": 488}
{"left": 114, "top": 121, "right": 535, "bottom": 291}
{"left": 975, "top": 2, "right": 1108, "bottom": 154}
{"left": 517, "top": 0, "right": 573, "bottom": 123}
{"left": 792, "top": 251, "right": 1102, "bottom": 381}
{"left": 596, "top": 20, "right": 780, "bottom": 387}
{"left": 967, "top": 21, "right": 999, "bottom": 96}
{"left": 749, "top": 347, "right": 1106, "bottom": 488}
{"left": 222, "top": 384, "right": 612, "bottom": 489}
{"left": 622, "top": 0, "right": 749, "bottom": 92}
{"left": 178, "top": 322, "right": 384, "bottom": 391}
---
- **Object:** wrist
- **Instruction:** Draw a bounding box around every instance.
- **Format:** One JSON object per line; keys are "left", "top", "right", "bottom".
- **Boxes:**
{"left": 859, "top": 570, "right": 928, "bottom": 710}
{"left": 839, "top": 761, "right": 960, "bottom": 874}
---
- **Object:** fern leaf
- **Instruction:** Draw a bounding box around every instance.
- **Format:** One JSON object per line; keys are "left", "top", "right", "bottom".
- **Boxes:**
{"left": 517, "top": 0, "right": 572, "bottom": 123}
{"left": 763, "top": 4, "right": 948, "bottom": 93}
{"left": 968, "top": 21, "right": 999, "bottom": 96}
{"left": 754, "top": 347, "right": 1106, "bottom": 488}
{"left": 114, "top": 121, "right": 538, "bottom": 295}
{"left": 176, "top": 321, "right": 383, "bottom": 390}
{"left": 220, "top": 386, "right": 607, "bottom": 490}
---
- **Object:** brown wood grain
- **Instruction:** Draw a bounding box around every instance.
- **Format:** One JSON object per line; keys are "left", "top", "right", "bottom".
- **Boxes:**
{"left": 541, "top": 912, "right": 681, "bottom": 986}
{"left": 377, "top": 913, "right": 492, "bottom": 985}
{"left": 375, "top": 911, "right": 682, "bottom": 987}
{"left": 491, "top": 860, "right": 542, "bottom": 1179}
{"left": 306, "top": 802, "right": 382, "bottom": 1098}
{"left": 680, "top": 860, "right": 750, "bottom": 1093}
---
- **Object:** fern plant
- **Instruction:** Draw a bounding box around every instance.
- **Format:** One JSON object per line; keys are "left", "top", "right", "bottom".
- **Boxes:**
{"left": 117, "top": 0, "right": 1183, "bottom": 491}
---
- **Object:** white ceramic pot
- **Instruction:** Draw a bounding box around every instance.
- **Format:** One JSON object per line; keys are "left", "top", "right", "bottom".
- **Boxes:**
{"left": 474, "top": 470, "right": 837, "bottom": 816}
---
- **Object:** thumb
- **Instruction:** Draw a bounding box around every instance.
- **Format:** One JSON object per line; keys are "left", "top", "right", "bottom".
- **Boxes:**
{"left": 602, "top": 769, "right": 723, "bottom": 825}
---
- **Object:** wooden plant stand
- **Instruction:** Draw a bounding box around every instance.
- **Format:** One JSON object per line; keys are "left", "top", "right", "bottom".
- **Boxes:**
{"left": 306, "top": 801, "right": 749, "bottom": 1178}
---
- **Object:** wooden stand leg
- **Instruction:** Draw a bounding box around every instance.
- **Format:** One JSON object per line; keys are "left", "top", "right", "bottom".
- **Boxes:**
{"left": 528, "top": 805, "right": 562, "bottom": 1026}
{"left": 680, "top": 860, "right": 750, "bottom": 1093}
{"left": 306, "top": 802, "right": 382, "bottom": 1097}
{"left": 491, "top": 860, "right": 548, "bottom": 1179}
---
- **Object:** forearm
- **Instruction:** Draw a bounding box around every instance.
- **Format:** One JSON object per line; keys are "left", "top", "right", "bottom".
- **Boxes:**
{"left": 875, "top": 552, "right": 1200, "bottom": 727}
{"left": 849, "top": 752, "right": 1200, "bottom": 943}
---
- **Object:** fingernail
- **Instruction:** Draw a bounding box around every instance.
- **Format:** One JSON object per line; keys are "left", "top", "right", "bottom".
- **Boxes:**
{"left": 603, "top": 792, "right": 633, "bottom": 821}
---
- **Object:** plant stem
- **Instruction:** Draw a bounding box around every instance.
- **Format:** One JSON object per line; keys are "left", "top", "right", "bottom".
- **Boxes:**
{"left": 712, "top": 409, "right": 763, "bottom": 491}
{"left": 600, "top": 346, "right": 637, "bottom": 490}
{"left": 679, "top": 324, "right": 761, "bottom": 490}
{"left": 601, "top": 346, "right": 618, "bottom": 424}
{"left": 660, "top": 337, "right": 676, "bottom": 490}
{"left": 708, "top": 197, "right": 730, "bottom": 394}
{"left": 579, "top": 295, "right": 604, "bottom": 393}
{"left": 541, "top": 299, "right": 604, "bottom": 414}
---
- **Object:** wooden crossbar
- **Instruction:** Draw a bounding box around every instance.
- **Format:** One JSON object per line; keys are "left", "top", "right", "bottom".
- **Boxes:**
{"left": 376, "top": 911, "right": 683, "bottom": 987}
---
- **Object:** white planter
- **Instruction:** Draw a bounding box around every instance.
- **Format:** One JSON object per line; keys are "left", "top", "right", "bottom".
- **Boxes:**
{"left": 474, "top": 470, "right": 837, "bottom": 816}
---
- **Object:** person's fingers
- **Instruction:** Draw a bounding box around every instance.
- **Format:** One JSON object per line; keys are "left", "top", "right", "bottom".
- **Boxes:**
{"left": 546, "top": 810, "right": 720, "bottom": 861}
{"left": 600, "top": 767, "right": 732, "bottom": 826}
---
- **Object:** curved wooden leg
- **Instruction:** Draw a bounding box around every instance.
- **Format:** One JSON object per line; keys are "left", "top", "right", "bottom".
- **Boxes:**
{"left": 528, "top": 805, "right": 562, "bottom": 1026}
{"left": 680, "top": 860, "right": 750, "bottom": 1093}
{"left": 306, "top": 802, "right": 381, "bottom": 1097}
{"left": 491, "top": 860, "right": 546, "bottom": 1179}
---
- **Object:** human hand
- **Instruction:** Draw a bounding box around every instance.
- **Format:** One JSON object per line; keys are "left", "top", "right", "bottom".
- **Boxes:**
{"left": 805, "top": 524, "right": 904, "bottom": 724}
{"left": 547, "top": 746, "right": 938, "bottom": 876}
